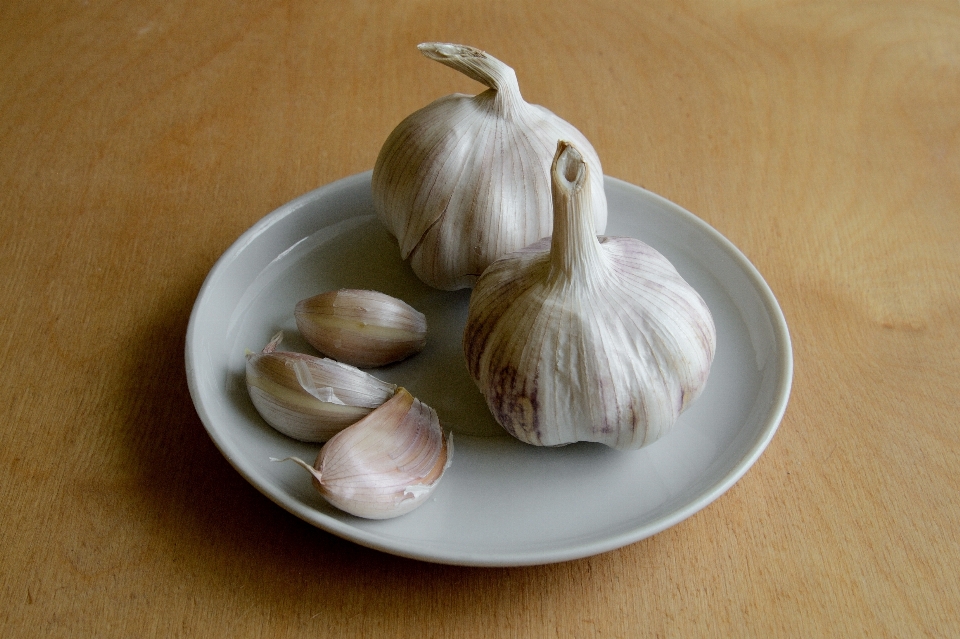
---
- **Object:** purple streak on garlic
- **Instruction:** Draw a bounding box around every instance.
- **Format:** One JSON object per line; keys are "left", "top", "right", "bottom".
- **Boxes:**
{"left": 462, "top": 141, "right": 716, "bottom": 450}
{"left": 372, "top": 42, "right": 607, "bottom": 291}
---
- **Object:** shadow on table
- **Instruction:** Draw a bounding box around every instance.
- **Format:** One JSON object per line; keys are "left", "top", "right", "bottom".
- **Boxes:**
{"left": 118, "top": 263, "right": 656, "bottom": 630}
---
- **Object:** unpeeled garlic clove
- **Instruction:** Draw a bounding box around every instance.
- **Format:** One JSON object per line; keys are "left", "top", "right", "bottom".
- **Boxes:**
{"left": 294, "top": 289, "right": 427, "bottom": 368}
{"left": 275, "top": 388, "right": 452, "bottom": 519}
{"left": 463, "top": 141, "right": 716, "bottom": 450}
{"left": 246, "top": 332, "right": 398, "bottom": 442}
{"left": 372, "top": 42, "right": 607, "bottom": 290}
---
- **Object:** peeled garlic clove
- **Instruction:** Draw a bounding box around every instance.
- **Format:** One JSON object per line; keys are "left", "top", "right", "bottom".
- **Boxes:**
{"left": 246, "top": 332, "right": 398, "bottom": 442}
{"left": 277, "top": 388, "right": 452, "bottom": 519}
{"left": 294, "top": 289, "right": 427, "bottom": 368}
{"left": 463, "top": 141, "right": 716, "bottom": 450}
{"left": 372, "top": 42, "right": 607, "bottom": 291}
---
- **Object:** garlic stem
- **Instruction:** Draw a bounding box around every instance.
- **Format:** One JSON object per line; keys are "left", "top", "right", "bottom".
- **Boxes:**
{"left": 549, "top": 141, "right": 608, "bottom": 284}
{"left": 417, "top": 43, "right": 522, "bottom": 112}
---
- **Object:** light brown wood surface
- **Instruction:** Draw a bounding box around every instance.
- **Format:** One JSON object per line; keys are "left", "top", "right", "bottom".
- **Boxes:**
{"left": 2, "top": 1, "right": 958, "bottom": 637}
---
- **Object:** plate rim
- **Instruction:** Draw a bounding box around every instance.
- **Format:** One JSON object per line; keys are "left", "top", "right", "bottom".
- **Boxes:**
{"left": 185, "top": 171, "right": 794, "bottom": 566}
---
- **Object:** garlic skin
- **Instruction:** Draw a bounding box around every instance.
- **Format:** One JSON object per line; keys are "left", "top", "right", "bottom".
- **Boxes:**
{"left": 295, "top": 289, "right": 427, "bottom": 368}
{"left": 277, "top": 388, "right": 452, "bottom": 519}
{"left": 463, "top": 141, "right": 716, "bottom": 450}
{"left": 372, "top": 42, "right": 607, "bottom": 291}
{"left": 246, "top": 332, "right": 398, "bottom": 442}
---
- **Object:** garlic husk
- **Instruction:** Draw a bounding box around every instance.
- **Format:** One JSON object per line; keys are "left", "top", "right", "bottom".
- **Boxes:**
{"left": 294, "top": 289, "right": 427, "bottom": 368}
{"left": 372, "top": 42, "right": 607, "bottom": 291}
{"left": 246, "top": 332, "right": 398, "bottom": 442}
{"left": 463, "top": 141, "right": 716, "bottom": 450}
{"left": 276, "top": 388, "right": 453, "bottom": 519}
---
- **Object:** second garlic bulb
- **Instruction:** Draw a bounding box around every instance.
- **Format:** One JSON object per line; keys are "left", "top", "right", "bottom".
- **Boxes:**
{"left": 372, "top": 43, "right": 607, "bottom": 291}
{"left": 463, "top": 141, "right": 716, "bottom": 450}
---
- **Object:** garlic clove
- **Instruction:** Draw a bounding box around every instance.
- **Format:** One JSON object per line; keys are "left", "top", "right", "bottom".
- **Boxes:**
{"left": 246, "top": 332, "right": 398, "bottom": 442}
{"left": 372, "top": 43, "right": 607, "bottom": 290}
{"left": 463, "top": 141, "right": 716, "bottom": 450}
{"left": 276, "top": 388, "right": 452, "bottom": 519}
{"left": 294, "top": 289, "right": 427, "bottom": 368}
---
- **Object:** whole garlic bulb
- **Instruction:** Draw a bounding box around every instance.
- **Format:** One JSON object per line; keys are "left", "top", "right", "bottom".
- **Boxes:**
{"left": 276, "top": 388, "right": 452, "bottom": 519}
{"left": 246, "top": 332, "right": 398, "bottom": 442}
{"left": 372, "top": 42, "right": 607, "bottom": 291}
{"left": 463, "top": 141, "right": 716, "bottom": 450}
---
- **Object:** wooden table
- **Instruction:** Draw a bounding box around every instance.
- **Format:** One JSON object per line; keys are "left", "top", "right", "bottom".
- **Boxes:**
{"left": 3, "top": 1, "right": 958, "bottom": 636}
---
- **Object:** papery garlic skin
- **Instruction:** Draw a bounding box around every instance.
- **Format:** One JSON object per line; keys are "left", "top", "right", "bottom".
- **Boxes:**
{"left": 246, "top": 332, "right": 397, "bottom": 442}
{"left": 372, "top": 42, "right": 607, "bottom": 291}
{"left": 295, "top": 289, "right": 427, "bottom": 368}
{"left": 277, "top": 388, "right": 452, "bottom": 519}
{"left": 463, "top": 141, "right": 716, "bottom": 450}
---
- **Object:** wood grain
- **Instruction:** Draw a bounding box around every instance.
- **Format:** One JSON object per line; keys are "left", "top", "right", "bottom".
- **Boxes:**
{"left": 1, "top": 0, "right": 958, "bottom": 636}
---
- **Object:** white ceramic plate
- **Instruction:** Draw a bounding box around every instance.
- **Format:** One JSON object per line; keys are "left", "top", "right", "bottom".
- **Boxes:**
{"left": 185, "top": 171, "right": 792, "bottom": 567}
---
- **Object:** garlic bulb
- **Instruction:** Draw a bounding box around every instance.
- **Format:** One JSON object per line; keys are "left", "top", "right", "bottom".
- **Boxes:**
{"left": 246, "top": 332, "right": 397, "bottom": 442}
{"left": 276, "top": 388, "right": 453, "bottom": 519}
{"left": 295, "top": 289, "right": 427, "bottom": 368}
{"left": 463, "top": 141, "right": 716, "bottom": 450}
{"left": 372, "top": 42, "right": 607, "bottom": 291}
